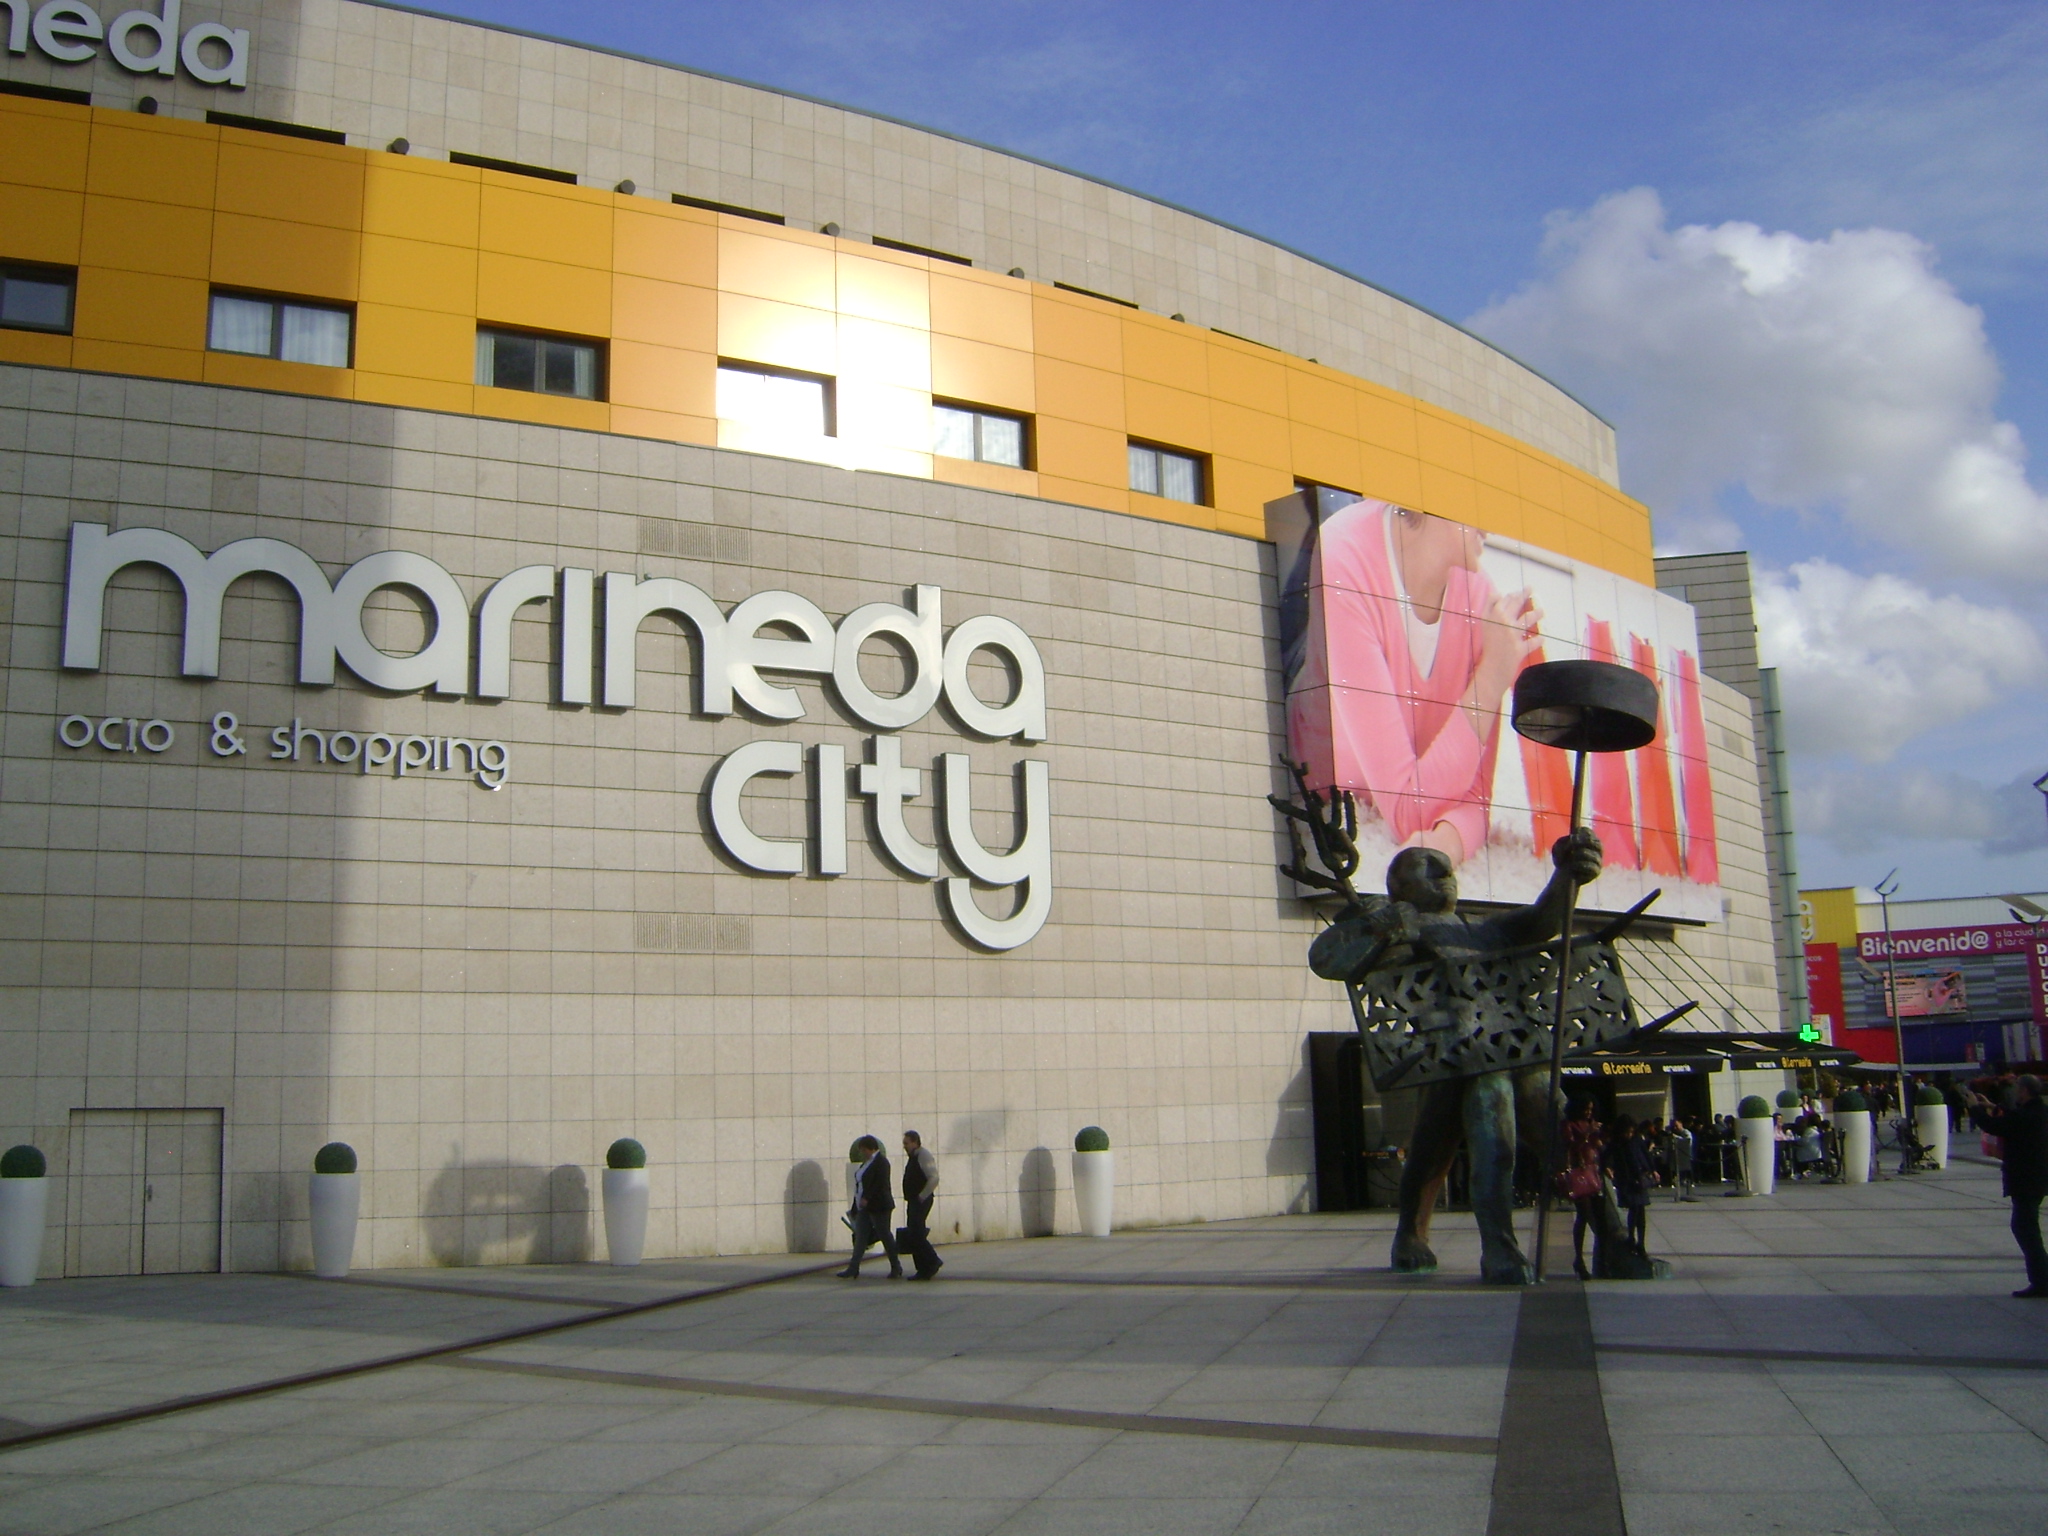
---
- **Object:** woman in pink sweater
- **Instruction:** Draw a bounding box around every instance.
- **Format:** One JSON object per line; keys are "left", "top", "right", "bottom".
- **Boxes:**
{"left": 1288, "top": 500, "right": 1540, "bottom": 867}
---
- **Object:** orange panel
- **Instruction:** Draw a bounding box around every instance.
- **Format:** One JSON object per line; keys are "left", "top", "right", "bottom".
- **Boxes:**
{"left": 1356, "top": 443, "right": 1424, "bottom": 508}
{"left": 201, "top": 353, "right": 356, "bottom": 398}
{"left": 837, "top": 252, "right": 928, "bottom": 327}
{"left": 1034, "top": 357, "right": 1123, "bottom": 429}
{"left": 352, "top": 372, "right": 477, "bottom": 413}
{"left": 610, "top": 340, "right": 716, "bottom": 417}
{"left": 612, "top": 274, "right": 715, "bottom": 347}
{"left": 85, "top": 115, "right": 217, "bottom": 206}
{"left": 359, "top": 233, "right": 476, "bottom": 312}
{"left": 1355, "top": 387, "right": 1418, "bottom": 454}
{"left": 210, "top": 214, "right": 361, "bottom": 300}
{"left": 1032, "top": 295, "right": 1121, "bottom": 368}
{"left": 1211, "top": 457, "right": 1292, "bottom": 525}
{"left": 931, "top": 334, "right": 1034, "bottom": 413}
{"left": 214, "top": 138, "right": 365, "bottom": 229}
{"left": 1288, "top": 422, "right": 1362, "bottom": 492}
{"left": 1122, "top": 317, "right": 1208, "bottom": 389}
{"left": 1207, "top": 341, "right": 1287, "bottom": 413}
{"left": 1560, "top": 472, "right": 1598, "bottom": 525}
{"left": 1470, "top": 431, "right": 1521, "bottom": 493}
{"left": 70, "top": 338, "right": 203, "bottom": 379}
{"left": 80, "top": 198, "right": 211, "bottom": 277}
{"left": 1217, "top": 507, "right": 1269, "bottom": 541}
{"left": 1210, "top": 401, "right": 1289, "bottom": 469}
{"left": 1520, "top": 509, "right": 1569, "bottom": 560}
{"left": 1125, "top": 380, "right": 1211, "bottom": 453}
{"left": 477, "top": 253, "right": 611, "bottom": 338}
{"left": 0, "top": 99, "right": 91, "bottom": 190}
{"left": 614, "top": 205, "right": 716, "bottom": 284}
{"left": 354, "top": 303, "right": 475, "bottom": 384}
{"left": 720, "top": 226, "right": 834, "bottom": 308}
{"left": 478, "top": 179, "right": 612, "bottom": 267}
{"left": 1036, "top": 474, "right": 1127, "bottom": 515}
{"left": 933, "top": 457, "right": 1039, "bottom": 497}
{"left": 610, "top": 405, "right": 717, "bottom": 446}
{"left": 1415, "top": 410, "right": 1475, "bottom": 477}
{"left": 931, "top": 270, "right": 1032, "bottom": 348}
{"left": 474, "top": 384, "right": 611, "bottom": 432}
{"left": 717, "top": 291, "right": 835, "bottom": 374}
{"left": 1284, "top": 367, "right": 1354, "bottom": 435}
{"left": 1131, "top": 490, "right": 1218, "bottom": 532}
{"left": 1034, "top": 415, "right": 1127, "bottom": 489}
{"left": 0, "top": 185, "right": 85, "bottom": 264}
{"left": 0, "top": 330, "right": 73, "bottom": 368}
{"left": 1517, "top": 452, "right": 1564, "bottom": 511}
{"left": 1472, "top": 480, "right": 1522, "bottom": 543}
{"left": 362, "top": 158, "right": 481, "bottom": 246}
{"left": 73, "top": 269, "right": 206, "bottom": 350}
{"left": 1418, "top": 462, "right": 1479, "bottom": 524}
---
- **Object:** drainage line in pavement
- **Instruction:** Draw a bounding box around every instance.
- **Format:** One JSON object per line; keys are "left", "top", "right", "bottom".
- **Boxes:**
{"left": 1487, "top": 1282, "right": 1626, "bottom": 1536}
{"left": 1602, "top": 1342, "right": 2048, "bottom": 1373}
{"left": 0, "top": 1261, "right": 842, "bottom": 1457}
{"left": 445, "top": 1356, "right": 1497, "bottom": 1455}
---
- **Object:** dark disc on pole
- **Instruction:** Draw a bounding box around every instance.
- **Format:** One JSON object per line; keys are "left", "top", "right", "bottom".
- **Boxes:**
{"left": 1512, "top": 659, "right": 1660, "bottom": 754}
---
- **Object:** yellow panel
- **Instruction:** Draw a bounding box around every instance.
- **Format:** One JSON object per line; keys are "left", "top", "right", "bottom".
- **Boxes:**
{"left": 0, "top": 185, "right": 85, "bottom": 264}
{"left": 720, "top": 226, "right": 834, "bottom": 308}
{"left": 1131, "top": 490, "right": 1218, "bottom": 532}
{"left": 933, "top": 457, "right": 1039, "bottom": 497}
{"left": 930, "top": 270, "right": 1032, "bottom": 348}
{"left": 211, "top": 214, "right": 360, "bottom": 300}
{"left": 478, "top": 253, "right": 611, "bottom": 337}
{"left": 355, "top": 303, "right": 475, "bottom": 383}
{"left": 85, "top": 115, "right": 217, "bottom": 206}
{"left": 1470, "top": 431, "right": 1521, "bottom": 493}
{"left": 1212, "top": 457, "right": 1292, "bottom": 525}
{"left": 1472, "top": 481, "right": 1522, "bottom": 543}
{"left": 931, "top": 335, "right": 1034, "bottom": 412}
{"left": 717, "top": 291, "right": 835, "bottom": 374}
{"left": 612, "top": 274, "right": 715, "bottom": 347}
{"left": 352, "top": 371, "right": 476, "bottom": 413}
{"left": 837, "top": 316, "right": 929, "bottom": 390}
{"left": 1211, "top": 402, "right": 1289, "bottom": 470}
{"left": 1517, "top": 453, "right": 1564, "bottom": 511}
{"left": 1033, "top": 295, "right": 1121, "bottom": 368}
{"left": 610, "top": 341, "right": 716, "bottom": 418}
{"left": 1125, "top": 380, "right": 1211, "bottom": 453}
{"left": 1036, "top": 473, "right": 1126, "bottom": 515}
{"left": 1520, "top": 508, "right": 1569, "bottom": 561}
{"left": 1356, "top": 387, "right": 1418, "bottom": 454}
{"left": 1216, "top": 508, "right": 1268, "bottom": 541}
{"left": 1559, "top": 472, "right": 1598, "bottom": 526}
{"left": 1415, "top": 410, "right": 1475, "bottom": 477}
{"left": 1123, "top": 317, "right": 1209, "bottom": 390}
{"left": 611, "top": 405, "right": 717, "bottom": 446}
{"left": 1289, "top": 422, "right": 1362, "bottom": 492}
{"left": 474, "top": 385, "right": 611, "bottom": 432}
{"left": 74, "top": 269, "right": 206, "bottom": 349}
{"left": 1035, "top": 415, "right": 1127, "bottom": 489}
{"left": 71, "top": 337, "right": 204, "bottom": 379}
{"left": 359, "top": 233, "right": 476, "bottom": 313}
{"left": 1802, "top": 887, "right": 1861, "bottom": 947}
{"left": 1284, "top": 367, "right": 1354, "bottom": 435}
{"left": 362, "top": 158, "right": 480, "bottom": 246}
{"left": 837, "top": 252, "right": 928, "bottom": 327}
{"left": 614, "top": 204, "right": 716, "bottom": 284}
{"left": 1357, "top": 443, "right": 1424, "bottom": 508}
{"left": 1418, "top": 462, "right": 1478, "bottom": 524}
{"left": 214, "top": 138, "right": 365, "bottom": 230}
{"left": 1034, "top": 357, "right": 1123, "bottom": 430}
{"left": 1207, "top": 341, "right": 1287, "bottom": 413}
{"left": 201, "top": 353, "right": 355, "bottom": 398}
{"left": 478, "top": 179, "right": 612, "bottom": 268}
{"left": 0, "top": 329, "right": 73, "bottom": 368}
{"left": 0, "top": 99, "right": 91, "bottom": 190}
{"left": 80, "top": 198, "right": 211, "bottom": 277}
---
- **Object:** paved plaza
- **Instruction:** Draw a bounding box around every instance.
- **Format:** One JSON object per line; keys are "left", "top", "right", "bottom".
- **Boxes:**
{"left": 1, "top": 1158, "right": 2045, "bottom": 1535}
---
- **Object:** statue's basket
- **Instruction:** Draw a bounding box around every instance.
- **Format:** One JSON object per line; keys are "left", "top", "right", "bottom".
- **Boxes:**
{"left": 1348, "top": 940, "right": 1638, "bottom": 1093}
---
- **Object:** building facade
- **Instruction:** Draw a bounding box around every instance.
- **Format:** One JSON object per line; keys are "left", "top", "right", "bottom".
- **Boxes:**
{"left": 1, "top": 0, "right": 1781, "bottom": 1277}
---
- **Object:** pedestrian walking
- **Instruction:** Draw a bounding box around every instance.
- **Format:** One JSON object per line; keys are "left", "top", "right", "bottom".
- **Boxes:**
{"left": 898, "top": 1130, "right": 944, "bottom": 1280}
{"left": 1966, "top": 1075, "right": 2048, "bottom": 1298}
{"left": 838, "top": 1135, "right": 903, "bottom": 1279}
{"left": 1668, "top": 1117, "right": 1695, "bottom": 1200}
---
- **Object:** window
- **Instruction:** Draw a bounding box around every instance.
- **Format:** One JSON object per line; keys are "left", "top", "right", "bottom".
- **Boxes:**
{"left": 1128, "top": 441, "right": 1205, "bottom": 505}
{"left": 476, "top": 328, "right": 603, "bottom": 400}
{"left": 716, "top": 363, "right": 833, "bottom": 437}
{"left": 1, "top": 264, "right": 76, "bottom": 334}
{"left": 208, "top": 292, "right": 352, "bottom": 367}
{"left": 933, "top": 403, "right": 1027, "bottom": 468}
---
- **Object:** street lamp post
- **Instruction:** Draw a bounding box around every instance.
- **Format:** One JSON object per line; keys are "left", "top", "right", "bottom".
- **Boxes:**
{"left": 1874, "top": 869, "right": 1913, "bottom": 1165}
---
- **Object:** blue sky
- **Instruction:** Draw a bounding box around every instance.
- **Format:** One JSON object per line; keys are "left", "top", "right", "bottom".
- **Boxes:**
{"left": 436, "top": 0, "right": 2048, "bottom": 900}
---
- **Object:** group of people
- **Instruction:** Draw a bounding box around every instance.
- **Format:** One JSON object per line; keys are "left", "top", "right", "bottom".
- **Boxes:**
{"left": 838, "top": 1131, "right": 945, "bottom": 1281}
{"left": 1558, "top": 1102, "right": 1669, "bottom": 1277}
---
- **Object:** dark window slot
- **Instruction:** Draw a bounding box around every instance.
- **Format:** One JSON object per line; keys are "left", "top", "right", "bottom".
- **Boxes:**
{"left": 205, "top": 111, "right": 347, "bottom": 146}
{"left": 871, "top": 236, "right": 971, "bottom": 266}
{"left": 450, "top": 152, "right": 579, "bottom": 185}
{"left": 671, "top": 194, "right": 784, "bottom": 225}
{"left": 0, "top": 262, "right": 77, "bottom": 335}
{"left": 1054, "top": 281, "right": 1139, "bottom": 310}
{"left": 0, "top": 80, "right": 92, "bottom": 106}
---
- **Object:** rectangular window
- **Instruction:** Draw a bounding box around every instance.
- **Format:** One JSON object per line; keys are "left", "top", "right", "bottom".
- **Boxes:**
{"left": 207, "top": 291, "right": 352, "bottom": 366}
{"left": 716, "top": 363, "right": 834, "bottom": 437}
{"left": 0, "top": 263, "right": 76, "bottom": 334}
{"left": 933, "top": 403, "right": 1028, "bottom": 468}
{"left": 1129, "top": 441, "right": 1205, "bottom": 505}
{"left": 476, "top": 328, "right": 603, "bottom": 400}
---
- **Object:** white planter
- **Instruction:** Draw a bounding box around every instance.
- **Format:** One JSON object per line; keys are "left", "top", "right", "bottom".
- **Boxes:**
{"left": 603, "top": 1168, "right": 649, "bottom": 1265}
{"left": 1739, "top": 1120, "right": 1776, "bottom": 1195}
{"left": 1916, "top": 1104, "right": 1950, "bottom": 1169}
{"left": 1836, "top": 1110, "right": 1872, "bottom": 1185}
{"left": 1072, "top": 1149, "right": 1113, "bottom": 1237}
{"left": 309, "top": 1172, "right": 360, "bottom": 1278}
{"left": 0, "top": 1179, "right": 50, "bottom": 1288}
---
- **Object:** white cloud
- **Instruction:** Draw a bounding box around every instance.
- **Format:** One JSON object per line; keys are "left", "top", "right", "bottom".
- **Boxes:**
{"left": 1797, "top": 765, "right": 2047, "bottom": 857}
{"left": 1470, "top": 188, "right": 2048, "bottom": 583}
{"left": 1756, "top": 559, "right": 2044, "bottom": 763}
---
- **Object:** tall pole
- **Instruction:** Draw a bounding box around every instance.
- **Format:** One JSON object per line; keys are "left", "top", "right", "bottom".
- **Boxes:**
{"left": 1531, "top": 749, "right": 1589, "bottom": 1283}
{"left": 1875, "top": 870, "right": 1911, "bottom": 1161}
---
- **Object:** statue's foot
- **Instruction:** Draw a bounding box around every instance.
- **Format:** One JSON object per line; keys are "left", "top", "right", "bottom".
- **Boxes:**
{"left": 1390, "top": 1233, "right": 1438, "bottom": 1273}
{"left": 1480, "top": 1253, "right": 1535, "bottom": 1286}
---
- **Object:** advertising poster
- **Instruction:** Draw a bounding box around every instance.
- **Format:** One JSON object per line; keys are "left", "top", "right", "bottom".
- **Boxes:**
{"left": 1814, "top": 924, "right": 2048, "bottom": 1065}
{"left": 1272, "top": 490, "right": 1721, "bottom": 921}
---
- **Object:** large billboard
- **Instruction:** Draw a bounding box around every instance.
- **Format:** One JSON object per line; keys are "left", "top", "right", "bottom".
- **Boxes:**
{"left": 1806, "top": 923, "right": 2048, "bottom": 1065}
{"left": 1273, "top": 491, "right": 1720, "bottom": 922}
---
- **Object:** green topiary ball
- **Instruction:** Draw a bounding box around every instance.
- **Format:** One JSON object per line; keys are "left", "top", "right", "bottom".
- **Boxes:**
{"left": 1074, "top": 1126, "right": 1110, "bottom": 1152}
{"left": 1834, "top": 1090, "right": 1869, "bottom": 1113}
{"left": 1, "top": 1145, "right": 47, "bottom": 1179}
{"left": 606, "top": 1138, "right": 647, "bottom": 1169}
{"left": 1917, "top": 1085, "right": 1948, "bottom": 1107}
{"left": 1737, "top": 1095, "right": 1772, "bottom": 1119}
{"left": 313, "top": 1142, "right": 357, "bottom": 1174}
{"left": 1776, "top": 1089, "right": 1802, "bottom": 1109}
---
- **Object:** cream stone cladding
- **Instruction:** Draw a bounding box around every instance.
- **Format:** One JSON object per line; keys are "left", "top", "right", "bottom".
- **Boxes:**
{"left": 1, "top": 362, "right": 1362, "bottom": 1273}
{"left": 0, "top": 0, "right": 1620, "bottom": 484}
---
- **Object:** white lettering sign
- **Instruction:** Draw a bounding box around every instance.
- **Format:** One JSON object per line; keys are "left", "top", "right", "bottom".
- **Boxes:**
{"left": 4, "top": 0, "right": 248, "bottom": 87}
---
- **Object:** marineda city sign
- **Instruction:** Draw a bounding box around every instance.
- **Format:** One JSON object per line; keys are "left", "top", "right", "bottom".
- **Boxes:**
{"left": 4, "top": 1, "right": 250, "bottom": 88}
{"left": 59, "top": 523, "right": 1054, "bottom": 950}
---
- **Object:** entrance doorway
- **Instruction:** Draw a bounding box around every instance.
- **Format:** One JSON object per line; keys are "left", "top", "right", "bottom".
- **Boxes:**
{"left": 64, "top": 1109, "right": 224, "bottom": 1276}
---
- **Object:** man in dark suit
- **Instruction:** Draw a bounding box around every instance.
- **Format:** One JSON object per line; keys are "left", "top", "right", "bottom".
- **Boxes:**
{"left": 1968, "top": 1074, "right": 2048, "bottom": 1298}
{"left": 899, "top": 1129, "right": 943, "bottom": 1280}
{"left": 838, "top": 1135, "right": 902, "bottom": 1279}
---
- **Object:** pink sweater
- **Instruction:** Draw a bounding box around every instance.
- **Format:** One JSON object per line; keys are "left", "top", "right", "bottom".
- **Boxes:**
{"left": 1287, "top": 502, "right": 1499, "bottom": 860}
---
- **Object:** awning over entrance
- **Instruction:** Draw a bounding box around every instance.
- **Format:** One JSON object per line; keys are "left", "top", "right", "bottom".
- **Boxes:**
{"left": 1561, "top": 1030, "right": 1862, "bottom": 1077}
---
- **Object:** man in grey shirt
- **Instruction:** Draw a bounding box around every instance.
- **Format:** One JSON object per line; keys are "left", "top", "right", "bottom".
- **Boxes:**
{"left": 900, "top": 1130, "right": 943, "bottom": 1280}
